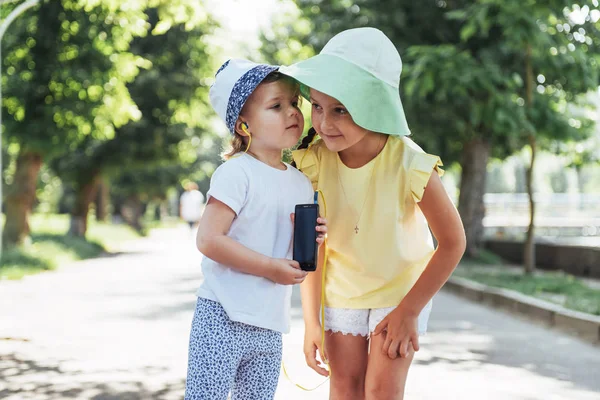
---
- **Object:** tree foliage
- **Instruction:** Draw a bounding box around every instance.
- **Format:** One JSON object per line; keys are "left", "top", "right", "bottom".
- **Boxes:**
{"left": 1, "top": 0, "right": 221, "bottom": 244}
{"left": 49, "top": 2, "right": 219, "bottom": 235}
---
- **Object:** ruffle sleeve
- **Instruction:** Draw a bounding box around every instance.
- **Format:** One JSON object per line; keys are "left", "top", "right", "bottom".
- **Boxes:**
{"left": 292, "top": 147, "right": 320, "bottom": 190}
{"left": 409, "top": 152, "right": 444, "bottom": 203}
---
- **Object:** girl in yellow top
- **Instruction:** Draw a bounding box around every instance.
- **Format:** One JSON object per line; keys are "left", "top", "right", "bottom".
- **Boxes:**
{"left": 280, "top": 28, "right": 466, "bottom": 399}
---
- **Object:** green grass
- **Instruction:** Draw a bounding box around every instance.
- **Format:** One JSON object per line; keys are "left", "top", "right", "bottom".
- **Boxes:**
{"left": 0, "top": 214, "right": 142, "bottom": 280}
{"left": 455, "top": 264, "right": 600, "bottom": 316}
{"left": 461, "top": 249, "right": 506, "bottom": 266}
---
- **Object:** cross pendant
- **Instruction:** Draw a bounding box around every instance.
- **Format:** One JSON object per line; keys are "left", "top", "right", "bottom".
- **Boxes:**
{"left": 354, "top": 225, "right": 359, "bottom": 234}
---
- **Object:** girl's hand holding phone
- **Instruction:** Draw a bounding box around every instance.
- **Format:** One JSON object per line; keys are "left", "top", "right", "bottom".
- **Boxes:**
{"left": 268, "top": 259, "right": 308, "bottom": 285}
{"left": 316, "top": 217, "right": 327, "bottom": 246}
{"left": 290, "top": 214, "right": 328, "bottom": 244}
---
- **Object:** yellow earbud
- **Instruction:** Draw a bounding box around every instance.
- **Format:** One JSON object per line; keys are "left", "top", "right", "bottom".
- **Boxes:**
{"left": 241, "top": 122, "right": 252, "bottom": 152}
{"left": 241, "top": 122, "right": 250, "bottom": 134}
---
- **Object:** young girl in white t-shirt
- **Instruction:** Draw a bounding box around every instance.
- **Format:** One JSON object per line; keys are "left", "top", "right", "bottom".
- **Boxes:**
{"left": 184, "top": 59, "right": 327, "bottom": 400}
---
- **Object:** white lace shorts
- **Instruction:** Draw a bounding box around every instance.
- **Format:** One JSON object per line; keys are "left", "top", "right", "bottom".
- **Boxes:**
{"left": 324, "top": 300, "right": 433, "bottom": 337}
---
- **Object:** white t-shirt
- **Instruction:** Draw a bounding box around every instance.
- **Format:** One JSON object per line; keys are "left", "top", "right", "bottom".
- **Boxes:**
{"left": 196, "top": 153, "right": 314, "bottom": 333}
{"left": 180, "top": 190, "right": 205, "bottom": 222}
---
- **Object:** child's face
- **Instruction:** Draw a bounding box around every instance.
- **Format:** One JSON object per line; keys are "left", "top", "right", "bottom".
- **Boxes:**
{"left": 239, "top": 80, "right": 304, "bottom": 151}
{"left": 309, "top": 89, "right": 369, "bottom": 153}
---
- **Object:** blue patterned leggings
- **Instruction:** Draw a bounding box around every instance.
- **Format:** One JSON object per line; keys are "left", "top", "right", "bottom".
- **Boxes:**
{"left": 184, "top": 298, "right": 282, "bottom": 400}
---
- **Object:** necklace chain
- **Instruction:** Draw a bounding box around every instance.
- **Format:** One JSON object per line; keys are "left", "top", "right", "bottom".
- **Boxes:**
{"left": 336, "top": 135, "right": 384, "bottom": 234}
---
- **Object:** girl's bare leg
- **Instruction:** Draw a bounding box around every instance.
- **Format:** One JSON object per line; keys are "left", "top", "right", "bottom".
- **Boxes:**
{"left": 364, "top": 334, "right": 414, "bottom": 400}
{"left": 325, "top": 331, "right": 369, "bottom": 400}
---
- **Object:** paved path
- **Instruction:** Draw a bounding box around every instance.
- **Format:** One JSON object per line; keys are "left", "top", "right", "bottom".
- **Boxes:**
{"left": 1, "top": 227, "right": 599, "bottom": 399}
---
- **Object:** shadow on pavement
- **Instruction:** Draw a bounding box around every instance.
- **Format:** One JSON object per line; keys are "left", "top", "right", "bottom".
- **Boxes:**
{"left": 0, "top": 353, "right": 185, "bottom": 400}
{"left": 415, "top": 294, "right": 600, "bottom": 394}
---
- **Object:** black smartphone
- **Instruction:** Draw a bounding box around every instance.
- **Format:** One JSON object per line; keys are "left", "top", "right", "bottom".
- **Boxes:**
{"left": 293, "top": 203, "right": 319, "bottom": 271}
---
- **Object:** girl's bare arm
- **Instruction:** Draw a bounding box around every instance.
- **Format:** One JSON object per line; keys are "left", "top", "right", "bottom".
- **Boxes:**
{"left": 400, "top": 172, "right": 467, "bottom": 314}
{"left": 300, "top": 246, "right": 325, "bottom": 327}
{"left": 196, "top": 197, "right": 307, "bottom": 285}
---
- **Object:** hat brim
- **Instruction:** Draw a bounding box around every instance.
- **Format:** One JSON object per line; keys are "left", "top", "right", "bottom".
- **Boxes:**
{"left": 225, "top": 65, "right": 279, "bottom": 134}
{"left": 280, "top": 54, "right": 410, "bottom": 136}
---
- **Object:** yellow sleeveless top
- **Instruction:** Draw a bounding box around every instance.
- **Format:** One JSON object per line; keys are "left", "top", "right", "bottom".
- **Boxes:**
{"left": 292, "top": 136, "right": 444, "bottom": 309}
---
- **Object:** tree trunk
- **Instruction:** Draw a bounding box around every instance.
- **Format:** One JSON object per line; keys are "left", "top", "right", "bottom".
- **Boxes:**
{"left": 69, "top": 174, "right": 101, "bottom": 237}
{"left": 154, "top": 201, "right": 163, "bottom": 221}
{"left": 524, "top": 135, "right": 537, "bottom": 274}
{"left": 3, "top": 151, "right": 43, "bottom": 247}
{"left": 121, "top": 195, "right": 144, "bottom": 233}
{"left": 575, "top": 165, "right": 584, "bottom": 210}
{"left": 95, "top": 179, "right": 110, "bottom": 222}
{"left": 523, "top": 43, "right": 536, "bottom": 275}
{"left": 457, "top": 138, "right": 491, "bottom": 258}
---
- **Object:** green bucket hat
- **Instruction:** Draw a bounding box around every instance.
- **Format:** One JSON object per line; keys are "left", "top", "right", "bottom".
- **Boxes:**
{"left": 279, "top": 27, "right": 410, "bottom": 136}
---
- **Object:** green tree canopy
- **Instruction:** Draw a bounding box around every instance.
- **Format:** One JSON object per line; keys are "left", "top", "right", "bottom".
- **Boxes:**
{"left": 1, "top": 0, "right": 146, "bottom": 246}
{"left": 50, "top": 2, "right": 219, "bottom": 235}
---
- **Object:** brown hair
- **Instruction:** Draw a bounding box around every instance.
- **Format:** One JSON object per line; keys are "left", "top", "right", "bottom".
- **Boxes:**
{"left": 222, "top": 133, "right": 247, "bottom": 160}
{"left": 222, "top": 72, "right": 301, "bottom": 160}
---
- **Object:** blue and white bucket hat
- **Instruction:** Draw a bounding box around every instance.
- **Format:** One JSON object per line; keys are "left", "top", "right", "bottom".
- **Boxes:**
{"left": 209, "top": 59, "right": 279, "bottom": 134}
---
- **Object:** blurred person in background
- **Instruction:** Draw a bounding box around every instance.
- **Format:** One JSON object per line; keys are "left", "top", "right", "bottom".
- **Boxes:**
{"left": 179, "top": 181, "right": 205, "bottom": 230}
